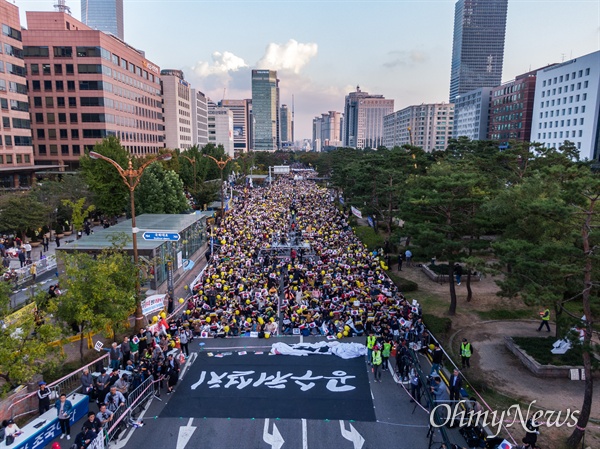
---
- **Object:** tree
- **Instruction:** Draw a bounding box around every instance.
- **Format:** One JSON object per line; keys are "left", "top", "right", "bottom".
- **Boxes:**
{"left": 403, "top": 159, "right": 491, "bottom": 315}
{"left": 79, "top": 136, "right": 130, "bottom": 216}
{"left": 134, "top": 163, "right": 188, "bottom": 215}
{"left": 62, "top": 198, "right": 95, "bottom": 234}
{"left": 0, "top": 279, "right": 62, "bottom": 392}
{"left": 50, "top": 243, "right": 137, "bottom": 362}
{"left": 0, "top": 194, "right": 48, "bottom": 241}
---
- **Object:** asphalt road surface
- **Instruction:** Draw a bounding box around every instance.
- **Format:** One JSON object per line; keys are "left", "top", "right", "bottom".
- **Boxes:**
{"left": 112, "top": 337, "right": 448, "bottom": 449}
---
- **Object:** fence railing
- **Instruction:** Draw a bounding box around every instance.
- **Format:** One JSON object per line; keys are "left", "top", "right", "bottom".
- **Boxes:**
{"left": 106, "top": 375, "right": 156, "bottom": 444}
{"left": 6, "top": 352, "right": 110, "bottom": 420}
{"left": 3, "top": 254, "right": 57, "bottom": 292}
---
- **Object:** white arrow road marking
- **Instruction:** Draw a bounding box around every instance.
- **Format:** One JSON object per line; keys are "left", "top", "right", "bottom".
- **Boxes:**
{"left": 263, "top": 418, "right": 285, "bottom": 449}
{"left": 301, "top": 418, "right": 308, "bottom": 449}
{"left": 177, "top": 418, "right": 197, "bottom": 449}
{"left": 339, "top": 420, "right": 365, "bottom": 449}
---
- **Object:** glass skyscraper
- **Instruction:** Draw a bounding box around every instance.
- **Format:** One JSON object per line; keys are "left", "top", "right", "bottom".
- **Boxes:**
{"left": 251, "top": 70, "right": 279, "bottom": 151}
{"left": 449, "top": 0, "right": 508, "bottom": 103}
{"left": 81, "top": 0, "right": 124, "bottom": 40}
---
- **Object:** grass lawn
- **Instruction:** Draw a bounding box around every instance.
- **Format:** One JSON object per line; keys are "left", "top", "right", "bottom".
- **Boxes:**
{"left": 512, "top": 336, "right": 583, "bottom": 366}
{"left": 477, "top": 309, "right": 534, "bottom": 321}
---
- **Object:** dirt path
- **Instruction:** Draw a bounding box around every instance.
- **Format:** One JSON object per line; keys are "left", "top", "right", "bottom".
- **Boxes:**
{"left": 391, "top": 264, "right": 599, "bottom": 448}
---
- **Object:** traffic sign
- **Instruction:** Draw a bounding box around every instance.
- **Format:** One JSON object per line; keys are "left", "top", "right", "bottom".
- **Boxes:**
{"left": 142, "top": 231, "right": 180, "bottom": 242}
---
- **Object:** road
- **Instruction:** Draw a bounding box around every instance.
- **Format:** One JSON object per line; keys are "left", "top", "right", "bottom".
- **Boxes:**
{"left": 112, "top": 337, "right": 444, "bottom": 449}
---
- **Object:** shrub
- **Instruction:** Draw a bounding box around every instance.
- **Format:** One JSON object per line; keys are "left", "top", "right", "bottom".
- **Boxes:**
{"left": 423, "top": 313, "right": 452, "bottom": 335}
{"left": 353, "top": 225, "right": 385, "bottom": 251}
{"left": 387, "top": 271, "right": 418, "bottom": 292}
{"left": 512, "top": 336, "right": 583, "bottom": 366}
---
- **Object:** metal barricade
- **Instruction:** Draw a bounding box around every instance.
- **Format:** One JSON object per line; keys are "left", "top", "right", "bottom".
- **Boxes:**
{"left": 7, "top": 352, "right": 110, "bottom": 420}
{"left": 106, "top": 375, "right": 156, "bottom": 445}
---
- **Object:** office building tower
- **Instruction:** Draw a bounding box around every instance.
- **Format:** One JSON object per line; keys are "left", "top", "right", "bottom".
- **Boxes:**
{"left": 531, "top": 51, "right": 600, "bottom": 160}
{"left": 220, "top": 99, "right": 251, "bottom": 153}
{"left": 81, "top": 0, "right": 124, "bottom": 40}
{"left": 449, "top": 0, "right": 508, "bottom": 102}
{"left": 383, "top": 103, "right": 454, "bottom": 151}
{"left": 23, "top": 11, "right": 163, "bottom": 170}
{"left": 161, "top": 69, "right": 192, "bottom": 150}
{"left": 343, "top": 86, "right": 394, "bottom": 149}
{"left": 488, "top": 68, "right": 547, "bottom": 143}
{"left": 0, "top": 0, "right": 37, "bottom": 188}
{"left": 313, "top": 111, "right": 343, "bottom": 152}
{"left": 191, "top": 88, "right": 208, "bottom": 147}
{"left": 207, "top": 103, "right": 234, "bottom": 157}
{"left": 280, "top": 104, "right": 292, "bottom": 145}
{"left": 251, "top": 69, "right": 279, "bottom": 151}
{"left": 453, "top": 87, "right": 493, "bottom": 140}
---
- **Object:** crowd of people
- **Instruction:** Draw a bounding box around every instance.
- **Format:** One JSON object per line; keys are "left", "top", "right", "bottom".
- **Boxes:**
{"left": 167, "top": 178, "right": 426, "bottom": 346}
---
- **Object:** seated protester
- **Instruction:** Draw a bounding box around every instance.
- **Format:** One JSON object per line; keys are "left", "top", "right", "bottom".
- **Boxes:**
{"left": 114, "top": 374, "right": 130, "bottom": 397}
{"left": 96, "top": 403, "right": 113, "bottom": 429}
{"left": 81, "top": 412, "right": 102, "bottom": 434}
{"left": 104, "top": 386, "right": 126, "bottom": 413}
{"left": 4, "top": 419, "right": 23, "bottom": 444}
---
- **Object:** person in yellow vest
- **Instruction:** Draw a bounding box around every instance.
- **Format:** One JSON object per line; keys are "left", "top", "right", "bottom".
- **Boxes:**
{"left": 537, "top": 307, "right": 551, "bottom": 332}
{"left": 460, "top": 338, "right": 473, "bottom": 369}
{"left": 381, "top": 339, "right": 392, "bottom": 372}
{"left": 372, "top": 345, "right": 383, "bottom": 382}
{"left": 366, "top": 333, "right": 377, "bottom": 366}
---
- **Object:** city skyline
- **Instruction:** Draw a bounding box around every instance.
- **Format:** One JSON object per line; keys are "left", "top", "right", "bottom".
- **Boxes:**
{"left": 13, "top": 0, "right": 600, "bottom": 142}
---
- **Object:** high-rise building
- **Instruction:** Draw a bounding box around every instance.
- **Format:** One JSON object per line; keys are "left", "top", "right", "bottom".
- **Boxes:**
{"left": 220, "top": 99, "right": 251, "bottom": 153}
{"left": 531, "top": 51, "right": 600, "bottom": 160}
{"left": 343, "top": 86, "right": 394, "bottom": 149}
{"left": 81, "top": 0, "right": 124, "bottom": 40}
{"left": 280, "top": 104, "right": 292, "bottom": 145}
{"left": 161, "top": 69, "right": 192, "bottom": 150}
{"left": 251, "top": 69, "right": 279, "bottom": 151}
{"left": 383, "top": 103, "right": 454, "bottom": 151}
{"left": 191, "top": 88, "right": 208, "bottom": 147}
{"left": 449, "top": 0, "right": 508, "bottom": 103}
{"left": 453, "top": 87, "right": 493, "bottom": 141}
{"left": 313, "top": 111, "right": 343, "bottom": 152}
{"left": 23, "top": 11, "right": 163, "bottom": 169}
{"left": 207, "top": 103, "right": 234, "bottom": 158}
{"left": 0, "top": 0, "right": 37, "bottom": 188}
{"left": 488, "top": 68, "right": 547, "bottom": 143}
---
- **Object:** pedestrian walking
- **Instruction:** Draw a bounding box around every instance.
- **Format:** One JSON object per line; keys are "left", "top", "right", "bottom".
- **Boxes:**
{"left": 397, "top": 253, "right": 403, "bottom": 271}
{"left": 454, "top": 263, "right": 463, "bottom": 286}
{"left": 372, "top": 345, "right": 383, "bottom": 382}
{"left": 404, "top": 249, "right": 412, "bottom": 267}
{"left": 537, "top": 307, "right": 551, "bottom": 332}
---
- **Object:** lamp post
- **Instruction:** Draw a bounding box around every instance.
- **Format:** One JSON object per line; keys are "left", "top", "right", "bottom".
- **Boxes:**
{"left": 89, "top": 151, "right": 172, "bottom": 332}
{"left": 203, "top": 154, "right": 232, "bottom": 218}
{"left": 181, "top": 155, "right": 197, "bottom": 192}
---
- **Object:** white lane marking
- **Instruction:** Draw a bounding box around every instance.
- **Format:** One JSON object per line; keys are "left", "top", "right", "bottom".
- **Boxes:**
{"left": 179, "top": 352, "right": 197, "bottom": 380}
{"left": 263, "top": 418, "right": 285, "bottom": 449}
{"left": 302, "top": 418, "right": 308, "bottom": 449}
{"left": 112, "top": 398, "right": 153, "bottom": 449}
{"left": 339, "top": 420, "right": 365, "bottom": 449}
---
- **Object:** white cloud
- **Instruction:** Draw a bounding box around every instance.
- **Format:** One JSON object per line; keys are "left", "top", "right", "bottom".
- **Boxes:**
{"left": 256, "top": 39, "right": 318, "bottom": 74}
{"left": 191, "top": 51, "right": 248, "bottom": 77}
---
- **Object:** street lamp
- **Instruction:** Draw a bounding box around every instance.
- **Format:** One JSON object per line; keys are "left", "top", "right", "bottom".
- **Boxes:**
{"left": 203, "top": 154, "right": 232, "bottom": 218}
{"left": 89, "top": 151, "right": 172, "bottom": 332}
{"left": 181, "top": 154, "right": 197, "bottom": 192}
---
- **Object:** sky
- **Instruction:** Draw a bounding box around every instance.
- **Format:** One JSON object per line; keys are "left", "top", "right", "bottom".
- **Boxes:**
{"left": 12, "top": 0, "right": 600, "bottom": 141}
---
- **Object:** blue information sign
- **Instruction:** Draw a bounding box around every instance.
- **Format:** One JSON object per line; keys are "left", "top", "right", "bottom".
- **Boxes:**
{"left": 142, "top": 231, "right": 180, "bottom": 241}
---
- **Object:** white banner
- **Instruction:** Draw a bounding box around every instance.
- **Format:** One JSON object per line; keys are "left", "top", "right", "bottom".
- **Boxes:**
{"left": 88, "top": 432, "right": 105, "bottom": 449}
{"left": 141, "top": 294, "right": 166, "bottom": 316}
{"left": 351, "top": 206, "right": 362, "bottom": 219}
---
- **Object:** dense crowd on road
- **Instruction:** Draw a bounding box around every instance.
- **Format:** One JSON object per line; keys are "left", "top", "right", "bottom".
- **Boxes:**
{"left": 172, "top": 178, "right": 425, "bottom": 348}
